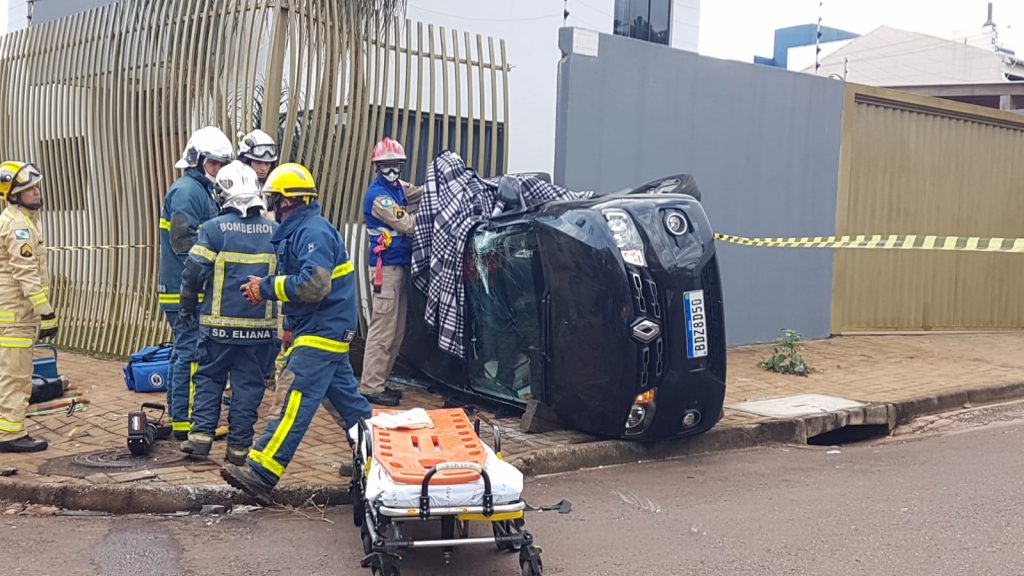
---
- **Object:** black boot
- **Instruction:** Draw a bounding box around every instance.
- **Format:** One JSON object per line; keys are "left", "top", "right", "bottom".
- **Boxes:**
{"left": 225, "top": 445, "right": 248, "bottom": 466}
{"left": 221, "top": 464, "right": 275, "bottom": 506}
{"left": 0, "top": 435, "right": 48, "bottom": 453}
{"left": 364, "top": 389, "right": 401, "bottom": 407}
{"left": 179, "top": 436, "right": 212, "bottom": 459}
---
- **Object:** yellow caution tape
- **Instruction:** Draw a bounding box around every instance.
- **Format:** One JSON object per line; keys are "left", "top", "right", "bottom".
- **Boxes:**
{"left": 46, "top": 244, "right": 153, "bottom": 253}
{"left": 35, "top": 234, "right": 1024, "bottom": 255}
{"left": 714, "top": 233, "right": 1024, "bottom": 253}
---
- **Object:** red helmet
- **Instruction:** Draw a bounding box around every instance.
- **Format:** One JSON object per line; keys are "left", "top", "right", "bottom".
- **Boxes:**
{"left": 372, "top": 137, "right": 407, "bottom": 163}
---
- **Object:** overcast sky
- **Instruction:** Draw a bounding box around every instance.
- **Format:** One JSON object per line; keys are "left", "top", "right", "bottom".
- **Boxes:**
{"left": 0, "top": 0, "right": 1018, "bottom": 173}
{"left": 700, "top": 0, "right": 1024, "bottom": 62}
{"left": 3, "top": 0, "right": 1016, "bottom": 62}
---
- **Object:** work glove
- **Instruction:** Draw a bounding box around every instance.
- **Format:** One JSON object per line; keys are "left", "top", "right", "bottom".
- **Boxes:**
{"left": 282, "top": 329, "right": 294, "bottom": 349}
{"left": 241, "top": 275, "right": 264, "bottom": 305}
{"left": 178, "top": 309, "right": 199, "bottom": 332}
{"left": 38, "top": 312, "right": 58, "bottom": 341}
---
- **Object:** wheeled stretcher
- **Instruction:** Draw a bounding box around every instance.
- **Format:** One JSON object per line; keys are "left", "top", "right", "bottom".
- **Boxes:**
{"left": 349, "top": 408, "right": 559, "bottom": 575}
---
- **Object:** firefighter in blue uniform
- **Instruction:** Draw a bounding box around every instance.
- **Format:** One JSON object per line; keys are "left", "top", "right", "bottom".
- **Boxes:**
{"left": 361, "top": 137, "right": 422, "bottom": 407}
{"left": 158, "top": 126, "right": 234, "bottom": 438}
{"left": 178, "top": 162, "right": 278, "bottom": 465}
{"left": 221, "top": 163, "right": 372, "bottom": 503}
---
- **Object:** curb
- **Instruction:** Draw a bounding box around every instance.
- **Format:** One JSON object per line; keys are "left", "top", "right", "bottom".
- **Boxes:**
{"left": 510, "top": 382, "right": 1024, "bottom": 477}
{"left": 0, "top": 479, "right": 351, "bottom": 515}
{"left": 3, "top": 382, "right": 1023, "bottom": 514}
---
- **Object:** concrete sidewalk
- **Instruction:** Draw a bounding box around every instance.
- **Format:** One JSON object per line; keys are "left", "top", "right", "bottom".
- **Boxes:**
{"left": 2, "top": 333, "right": 1022, "bottom": 513}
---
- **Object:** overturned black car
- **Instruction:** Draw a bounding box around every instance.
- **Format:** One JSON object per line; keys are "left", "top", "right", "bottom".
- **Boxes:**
{"left": 400, "top": 171, "right": 726, "bottom": 440}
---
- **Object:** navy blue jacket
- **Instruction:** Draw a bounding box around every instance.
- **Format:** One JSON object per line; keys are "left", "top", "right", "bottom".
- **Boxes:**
{"left": 363, "top": 174, "right": 412, "bottom": 266}
{"left": 158, "top": 167, "right": 219, "bottom": 312}
{"left": 181, "top": 210, "right": 278, "bottom": 344}
{"left": 257, "top": 202, "right": 357, "bottom": 351}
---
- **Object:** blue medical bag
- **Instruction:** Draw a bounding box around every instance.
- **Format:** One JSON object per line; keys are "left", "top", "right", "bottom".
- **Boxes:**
{"left": 123, "top": 343, "right": 173, "bottom": 393}
{"left": 32, "top": 343, "right": 59, "bottom": 379}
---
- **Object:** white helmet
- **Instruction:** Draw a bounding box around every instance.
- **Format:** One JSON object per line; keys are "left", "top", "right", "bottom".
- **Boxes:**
{"left": 214, "top": 161, "right": 265, "bottom": 214}
{"left": 175, "top": 126, "right": 234, "bottom": 169}
{"left": 238, "top": 129, "right": 279, "bottom": 163}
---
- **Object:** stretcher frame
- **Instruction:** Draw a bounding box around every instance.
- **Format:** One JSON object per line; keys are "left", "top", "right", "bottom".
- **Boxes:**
{"left": 349, "top": 417, "right": 544, "bottom": 576}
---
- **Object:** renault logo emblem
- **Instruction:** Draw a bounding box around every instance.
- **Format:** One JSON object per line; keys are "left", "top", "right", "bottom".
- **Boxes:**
{"left": 631, "top": 319, "right": 660, "bottom": 343}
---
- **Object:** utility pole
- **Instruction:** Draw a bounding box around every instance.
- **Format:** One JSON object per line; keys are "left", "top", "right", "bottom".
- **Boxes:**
{"left": 815, "top": 0, "right": 823, "bottom": 74}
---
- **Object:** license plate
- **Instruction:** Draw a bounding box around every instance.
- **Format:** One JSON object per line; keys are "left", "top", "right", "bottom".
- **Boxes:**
{"left": 684, "top": 290, "right": 708, "bottom": 359}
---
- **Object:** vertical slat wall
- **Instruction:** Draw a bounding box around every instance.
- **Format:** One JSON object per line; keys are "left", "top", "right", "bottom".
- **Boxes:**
{"left": 0, "top": 1, "right": 510, "bottom": 357}
{"left": 832, "top": 84, "right": 1024, "bottom": 333}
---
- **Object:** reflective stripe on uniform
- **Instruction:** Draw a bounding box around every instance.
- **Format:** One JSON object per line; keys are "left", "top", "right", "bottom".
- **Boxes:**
{"left": 287, "top": 334, "right": 350, "bottom": 355}
{"left": 188, "top": 432, "right": 214, "bottom": 444}
{"left": 187, "top": 361, "right": 198, "bottom": 419}
{"left": 159, "top": 218, "right": 171, "bottom": 230}
{"left": 332, "top": 261, "right": 353, "bottom": 279}
{"left": 213, "top": 251, "right": 275, "bottom": 319}
{"left": 0, "top": 311, "right": 15, "bottom": 323}
{"left": 220, "top": 251, "right": 276, "bottom": 265}
{"left": 248, "top": 389, "right": 302, "bottom": 477}
{"left": 199, "top": 314, "right": 277, "bottom": 329}
{"left": 0, "top": 419, "right": 24, "bottom": 433}
{"left": 0, "top": 336, "right": 33, "bottom": 348}
{"left": 171, "top": 420, "right": 191, "bottom": 432}
{"left": 29, "top": 291, "right": 48, "bottom": 307}
{"left": 273, "top": 275, "right": 289, "bottom": 302}
{"left": 40, "top": 317, "right": 58, "bottom": 330}
{"left": 159, "top": 293, "right": 204, "bottom": 304}
{"left": 189, "top": 244, "right": 217, "bottom": 262}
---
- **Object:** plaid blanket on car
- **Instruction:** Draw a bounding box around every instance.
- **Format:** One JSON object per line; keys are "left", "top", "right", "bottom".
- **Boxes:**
{"left": 411, "top": 151, "right": 593, "bottom": 358}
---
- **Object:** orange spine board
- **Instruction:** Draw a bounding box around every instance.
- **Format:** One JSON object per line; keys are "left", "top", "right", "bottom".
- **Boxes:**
{"left": 371, "top": 408, "right": 487, "bottom": 485}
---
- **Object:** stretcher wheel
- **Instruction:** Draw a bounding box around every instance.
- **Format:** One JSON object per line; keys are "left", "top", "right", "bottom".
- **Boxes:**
{"left": 361, "top": 526, "right": 373, "bottom": 555}
{"left": 493, "top": 520, "right": 520, "bottom": 552}
{"left": 520, "top": 558, "right": 542, "bottom": 576}
{"left": 520, "top": 545, "right": 543, "bottom": 575}
{"left": 352, "top": 497, "right": 365, "bottom": 527}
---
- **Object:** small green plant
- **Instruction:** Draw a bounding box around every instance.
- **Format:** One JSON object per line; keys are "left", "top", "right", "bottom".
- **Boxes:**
{"left": 759, "top": 329, "right": 814, "bottom": 376}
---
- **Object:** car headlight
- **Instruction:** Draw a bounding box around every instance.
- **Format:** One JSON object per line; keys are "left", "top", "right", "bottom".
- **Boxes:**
{"left": 602, "top": 209, "right": 647, "bottom": 267}
{"left": 625, "top": 390, "right": 656, "bottom": 434}
{"left": 664, "top": 211, "right": 688, "bottom": 236}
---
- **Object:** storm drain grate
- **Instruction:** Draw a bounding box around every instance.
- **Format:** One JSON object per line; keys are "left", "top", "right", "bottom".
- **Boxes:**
{"left": 38, "top": 445, "right": 190, "bottom": 478}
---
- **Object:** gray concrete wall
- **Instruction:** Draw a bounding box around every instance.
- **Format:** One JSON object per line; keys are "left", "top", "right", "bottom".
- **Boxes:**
{"left": 554, "top": 27, "right": 844, "bottom": 345}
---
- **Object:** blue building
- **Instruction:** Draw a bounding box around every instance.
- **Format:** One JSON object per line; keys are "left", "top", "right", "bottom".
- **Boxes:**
{"left": 754, "top": 24, "right": 859, "bottom": 69}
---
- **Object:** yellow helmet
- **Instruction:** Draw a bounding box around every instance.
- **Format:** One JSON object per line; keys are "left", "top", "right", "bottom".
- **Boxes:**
{"left": 0, "top": 161, "right": 42, "bottom": 202}
{"left": 262, "top": 163, "right": 318, "bottom": 199}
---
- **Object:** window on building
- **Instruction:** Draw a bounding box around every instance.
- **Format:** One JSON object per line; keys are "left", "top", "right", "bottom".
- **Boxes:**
{"left": 613, "top": 0, "right": 673, "bottom": 46}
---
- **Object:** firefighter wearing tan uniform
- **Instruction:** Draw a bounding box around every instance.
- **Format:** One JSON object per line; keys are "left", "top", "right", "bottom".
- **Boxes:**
{"left": 361, "top": 138, "right": 422, "bottom": 407}
{"left": 0, "top": 161, "right": 56, "bottom": 453}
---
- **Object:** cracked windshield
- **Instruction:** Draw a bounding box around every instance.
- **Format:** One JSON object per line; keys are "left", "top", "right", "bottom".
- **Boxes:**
{"left": 464, "top": 225, "right": 545, "bottom": 403}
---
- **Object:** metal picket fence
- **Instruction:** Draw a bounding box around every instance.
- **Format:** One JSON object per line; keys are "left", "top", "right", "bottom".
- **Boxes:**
{"left": 0, "top": 0, "right": 509, "bottom": 357}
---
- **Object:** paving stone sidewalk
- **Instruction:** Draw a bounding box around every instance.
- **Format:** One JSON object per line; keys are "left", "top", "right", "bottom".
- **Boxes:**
{"left": 2, "top": 333, "right": 1022, "bottom": 495}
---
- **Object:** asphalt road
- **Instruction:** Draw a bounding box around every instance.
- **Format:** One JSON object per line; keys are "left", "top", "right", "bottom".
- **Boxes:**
{"left": 6, "top": 401, "right": 1024, "bottom": 576}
